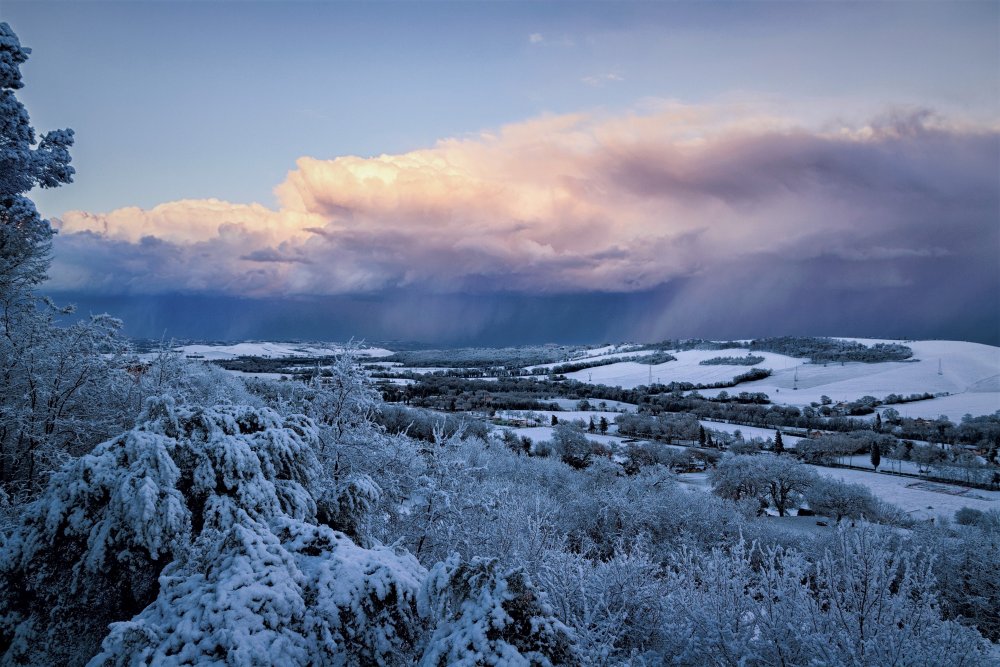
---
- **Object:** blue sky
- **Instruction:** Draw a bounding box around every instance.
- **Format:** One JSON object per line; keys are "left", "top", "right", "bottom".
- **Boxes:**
{"left": 5, "top": 1, "right": 999, "bottom": 344}
{"left": 11, "top": 1, "right": 997, "bottom": 216}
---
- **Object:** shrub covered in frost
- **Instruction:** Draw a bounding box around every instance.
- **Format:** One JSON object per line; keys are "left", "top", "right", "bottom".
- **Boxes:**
{"left": 418, "top": 554, "right": 574, "bottom": 666}
{"left": 0, "top": 399, "right": 426, "bottom": 666}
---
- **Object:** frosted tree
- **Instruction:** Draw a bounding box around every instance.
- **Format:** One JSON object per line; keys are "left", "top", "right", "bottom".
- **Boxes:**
{"left": 0, "top": 23, "right": 131, "bottom": 506}
{"left": 711, "top": 454, "right": 817, "bottom": 516}
{"left": 660, "top": 529, "right": 989, "bottom": 666}
{"left": 538, "top": 545, "right": 670, "bottom": 663}
{"left": 804, "top": 526, "right": 989, "bottom": 666}
{"left": 1, "top": 399, "right": 427, "bottom": 666}
{"left": 552, "top": 423, "right": 592, "bottom": 470}
{"left": 0, "top": 22, "right": 74, "bottom": 297}
{"left": 804, "top": 477, "right": 881, "bottom": 523}
{"left": 305, "top": 348, "right": 381, "bottom": 443}
{"left": 418, "top": 554, "right": 574, "bottom": 666}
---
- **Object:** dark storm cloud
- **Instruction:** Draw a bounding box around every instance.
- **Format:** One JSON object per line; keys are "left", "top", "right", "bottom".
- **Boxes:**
{"left": 49, "top": 105, "right": 999, "bottom": 343}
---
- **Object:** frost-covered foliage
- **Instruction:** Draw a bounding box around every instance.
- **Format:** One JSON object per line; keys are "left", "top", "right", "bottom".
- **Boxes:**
{"left": 915, "top": 516, "right": 1000, "bottom": 643}
{"left": 699, "top": 355, "right": 765, "bottom": 366}
{"left": 661, "top": 528, "right": 988, "bottom": 666}
{"left": 539, "top": 546, "right": 670, "bottom": 664}
{"left": 0, "top": 22, "right": 104, "bottom": 506}
{"left": 0, "top": 22, "right": 74, "bottom": 296}
{"left": 305, "top": 350, "right": 381, "bottom": 441}
{"left": 749, "top": 337, "right": 913, "bottom": 363}
{"left": 0, "top": 306, "right": 131, "bottom": 496}
{"left": 804, "top": 477, "right": 881, "bottom": 522}
{"left": 0, "top": 400, "right": 426, "bottom": 666}
{"left": 419, "top": 555, "right": 574, "bottom": 666}
{"left": 711, "top": 454, "right": 818, "bottom": 516}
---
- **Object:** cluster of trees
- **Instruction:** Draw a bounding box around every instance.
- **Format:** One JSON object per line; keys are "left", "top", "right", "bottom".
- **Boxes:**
{"left": 645, "top": 338, "right": 745, "bottom": 352}
{"left": 795, "top": 429, "right": 997, "bottom": 486}
{"left": 393, "top": 374, "right": 1000, "bottom": 463}
{"left": 615, "top": 412, "right": 701, "bottom": 443}
{"left": 748, "top": 337, "right": 914, "bottom": 363}
{"left": 646, "top": 336, "right": 914, "bottom": 364}
{"left": 710, "top": 453, "right": 901, "bottom": 522}
{"left": 796, "top": 430, "right": 899, "bottom": 466}
{"left": 375, "top": 404, "right": 491, "bottom": 443}
{"left": 699, "top": 354, "right": 765, "bottom": 366}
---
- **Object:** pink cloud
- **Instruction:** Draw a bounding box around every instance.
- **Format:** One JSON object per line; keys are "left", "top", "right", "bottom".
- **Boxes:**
{"left": 52, "top": 103, "right": 999, "bottom": 298}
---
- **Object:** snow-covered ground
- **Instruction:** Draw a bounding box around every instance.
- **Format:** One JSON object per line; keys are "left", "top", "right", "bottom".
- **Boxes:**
{"left": 504, "top": 426, "right": 626, "bottom": 449}
{"left": 679, "top": 460, "right": 996, "bottom": 522}
{"left": 878, "top": 392, "right": 999, "bottom": 422}
{"left": 699, "top": 420, "right": 803, "bottom": 447}
{"left": 563, "top": 348, "right": 801, "bottom": 389}
{"left": 565, "top": 340, "right": 998, "bottom": 419}
{"left": 174, "top": 342, "right": 394, "bottom": 360}
{"left": 496, "top": 410, "right": 624, "bottom": 430}
{"left": 809, "top": 466, "right": 999, "bottom": 521}
{"left": 222, "top": 370, "right": 289, "bottom": 381}
{"left": 836, "top": 454, "right": 918, "bottom": 474}
{"left": 545, "top": 398, "right": 637, "bottom": 412}
{"left": 700, "top": 340, "right": 998, "bottom": 416}
{"left": 528, "top": 347, "right": 656, "bottom": 371}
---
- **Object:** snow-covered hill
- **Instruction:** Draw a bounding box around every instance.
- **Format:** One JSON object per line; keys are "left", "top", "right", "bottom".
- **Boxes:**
{"left": 566, "top": 340, "right": 1000, "bottom": 419}
{"left": 173, "top": 342, "right": 394, "bottom": 360}
{"left": 562, "top": 348, "right": 798, "bottom": 388}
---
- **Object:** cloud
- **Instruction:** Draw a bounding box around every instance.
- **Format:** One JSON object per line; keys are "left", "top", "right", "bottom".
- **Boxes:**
{"left": 526, "top": 32, "right": 574, "bottom": 47}
{"left": 51, "top": 102, "right": 999, "bottom": 337}
{"left": 581, "top": 72, "right": 624, "bottom": 87}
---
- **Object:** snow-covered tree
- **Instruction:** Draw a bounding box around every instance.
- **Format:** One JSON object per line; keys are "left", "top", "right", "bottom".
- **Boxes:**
{"left": 418, "top": 554, "right": 574, "bottom": 666}
{"left": 804, "top": 477, "right": 880, "bottom": 523}
{"left": 661, "top": 528, "right": 989, "bottom": 666}
{"left": 538, "top": 545, "right": 669, "bottom": 664}
{"left": 552, "top": 423, "right": 592, "bottom": 469}
{"left": 712, "top": 454, "right": 817, "bottom": 516}
{"left": 0, "top": 23, "right": 135, "bottom": 508}
{"left": 1, "top": 399, "right": 427, "bottom": 666}
{"left": 0, "top": 22, "right": 74, "bottom": 298}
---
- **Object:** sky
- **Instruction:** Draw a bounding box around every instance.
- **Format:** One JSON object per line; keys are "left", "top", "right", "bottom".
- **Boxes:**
{"left": 6, "top": 1, "right": 1000, "bottom": 345}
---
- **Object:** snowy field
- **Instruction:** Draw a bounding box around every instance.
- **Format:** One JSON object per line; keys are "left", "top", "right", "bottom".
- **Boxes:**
{"left": 809, "top": 466, "right": 999, "bottom": 521}
{"left": 699, "top": 420, "right": 803, "bottom": 447}
{"left": 678, "top": 464, "right": 996, "bottom": 522}
{"left": 878, "top": 392, "right": 999, "bottom": 422}
{"left": 841, "top": 454, "right": 924, "bottom": 475}
{"left": 174, "top": 342, "right": 394, "bottom": 360}
{"left": 564, "top": 340, "right": 999, "bottom": 419}
{"left": 527, "top": 345, "right": 656, "bottom": 371}
{"left": 504, "top": 426, "right": 626, "bottom": 449}
{"left": 701, "top": 340, "right": 999, "bottom": 415}
{"left": 563, "top": 348, "right": 800, "bottom": 389}
{"left": 545, "top": 398, "right": 637, "bottom": 412}
{"left": 497, "top": 410, "right": 625, "bottom": 429}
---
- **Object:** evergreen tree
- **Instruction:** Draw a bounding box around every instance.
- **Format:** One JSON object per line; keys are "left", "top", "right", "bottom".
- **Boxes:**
{"left": 588, "top": 417, "right": 596, "bottom": 433}
{"left": 870, "top": 441, "right": 881, "bottom": 472}
{"left": 0, "top": 22, "right": 74, "bottom": 298}
{"left": 874, "top": 412, "right": 883, "bottom": 433}
{"left": 774, "top": 430, "right": 784, "bottom": 454}
{"left": 599, "top": 416, "right": 609, "bottom": 434}
{"left": 699, "top": 425, "right": 707, "bottom": 447}
{"left": 551, "top": 414, "right": 558, "bottom": 426}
